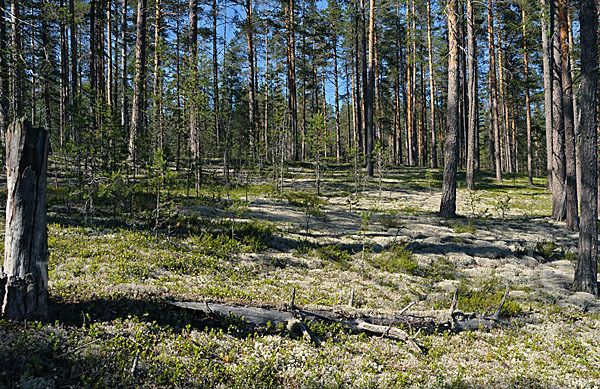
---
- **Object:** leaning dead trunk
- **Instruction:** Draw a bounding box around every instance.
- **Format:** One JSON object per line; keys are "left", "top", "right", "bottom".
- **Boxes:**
{"left": 1, "top": 118, "right": 49, "bottom": 320}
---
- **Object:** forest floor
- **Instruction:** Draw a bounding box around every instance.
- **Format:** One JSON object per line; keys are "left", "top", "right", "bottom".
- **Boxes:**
{"left": 2, "top": 164, "right": 600, "bottom": 388}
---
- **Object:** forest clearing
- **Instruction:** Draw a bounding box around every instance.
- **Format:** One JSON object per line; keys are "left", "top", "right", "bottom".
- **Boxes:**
{"left": 1, "top": 163, "right": 599, "bottom": 387}
{"left": 0, "top": 0, "right": 599, "bottom": 386}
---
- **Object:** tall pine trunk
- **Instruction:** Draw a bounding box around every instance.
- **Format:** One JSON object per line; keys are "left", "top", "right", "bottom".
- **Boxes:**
{"left": 466, "top": 0, "right": 477, "bottom": 189}
{"left": 440, "top": 0, "right": 459, "bottom": 218}
{"left": 427, "top": 0, "right": 437, "bottom": 168}
{"left": 213, "top": 0, "right": 220, "bottom": 149}
{"left": 120, "top": 0, "right": 128, "bottom": 134}
{"left": 246, "top": 0, "right": 257, "bottom": 155}
{"left": 540, "top": 0, "right": 553, "bottom": 190}
{"left": 488, "top": 0, "right": 501, "bottom": 182}
{"left": 551, "top": 0, "right": 566, "bottom": 220}
{"left": 188, "top": 0, "right": 200, "bottom": 191}
{"left": 559, "top": 0, "right": 578, "bottom": 230}
{"left": 153, "top": 0, "right": 163, "bottom": 150}
{"left": 333, "top": 31, "right": 341, "bottom": 162}
{"left": 365, "top": 0, "right": 375, "bottom": 177}
{"left": 286, "top": 0, "right": 297, "bottom": 161}
{"left": 128, "top": 0, "right": 147, "bottom": 165}
{"left": 574, "top": 0, "right": 598, "bottom": 295}
{"left": 522, "top": 9, "right": 533, "bottom": 186}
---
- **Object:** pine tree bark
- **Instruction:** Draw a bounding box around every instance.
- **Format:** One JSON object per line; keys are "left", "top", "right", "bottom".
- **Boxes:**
{"left": 263, "top": 18, "right": 269, "bottom": 156}
{"left": 128, "top": 0, "right": 147, "bottom": 164}
{"left": 465, "top": 0, "right": 477, "bottom": 189}
{"left": 487, "top": 0, "right": 501, "bottom": 182}
{"left": 522, "top": 9, "right": 533, "bottom": 186}
{"left": 497, "top": 40, "right": 510, "bottom": 173}
{"left": 411, "top": 0, "right": 418, "bottom": 166}
{"left": 246, "top": 0, "right": 257, "bottom": 154}
{"left": 58, "top": 0, "right": 69, "bottom": 147}
{"left": 440, "top": 0, "right": 459, "bottom": 218}
{"left": 188, "top": 0, "right": 200, "bottom": 191}
{"left": 40, "top": 4, "right": 52, "bottom": 133}
{"left": 405, "top": 0, "right": 413, "bottom": 166}
{"left": 333, "top": 30, "right": 341, "bottom": 162}
{"left": 153, "top": 0, "right": 163, "bottom": 150}
{"left": 365, "top": 0, "right": 375, "bottom": 177}
{"left": 1, "top": 119, "right": 49, "bottom": 320}
{"left": 574, "top": 0, "right": 598, "bottom": 295}
{"left": 551, "top": 0, "right": 566, "bottom": 220}
{"left": 213, "top": 0, "right": 221, "bottom": 149}
{"left": 559, "top": 0, "right": 578, "bottom": 231}
{"left": 359, "top": 0, "right": 368, "bottom": 169}
{"left": 540, "top": 0, "right": 553, "bottom": 190}
{"left": 120, "top": 0, "right": 128, "bottom": 133}
{"left": 88, "top": 0, "right": 98, "bottom": 97}
{"left": 354, "top": 3, "right": 363, "bottom": 156}
{"left": 285, "top": 0, "right": 297, "bottom": 161}
{"left": 351, "top": 50, "right": 358, "bottom": 153}
{"left": 69, "top": 0, "right": 78, "bottom": 101}
{"left": 427, "top": 0, "right": 437, "bottom": 169}
{"left": 107, "top": 0, "right": 114, "bottom": 108}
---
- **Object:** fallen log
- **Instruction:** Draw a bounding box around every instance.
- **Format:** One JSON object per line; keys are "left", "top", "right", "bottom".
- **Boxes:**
{"left": 170, "top": 286, "right": 512, "bottom": 353}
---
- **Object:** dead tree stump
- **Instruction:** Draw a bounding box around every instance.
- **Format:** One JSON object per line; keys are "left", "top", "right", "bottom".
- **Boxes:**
{"left": 0, "top": 118, "right": 49, "bottom": 320}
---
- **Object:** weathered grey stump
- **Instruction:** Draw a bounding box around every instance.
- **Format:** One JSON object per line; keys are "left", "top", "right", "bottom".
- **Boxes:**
{"left": 0, "top": 118, "right": 49, "bottom": 320}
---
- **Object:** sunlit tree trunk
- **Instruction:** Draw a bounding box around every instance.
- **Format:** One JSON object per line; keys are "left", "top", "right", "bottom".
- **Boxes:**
{"left": 213, "top": 0, "right": 221, "bottom": 150}
{"left": 333, "top": 30, "right": 341, "bottom": 162}
{"left": 246, "top": 0, "right": 257, "bottom": 154}
{"left": 188, "top": 0, "right": 200, "bottom": 191}
{"left": 284, "top": 0, "right": 297, "bottom": 160}
{"left": 153, "top": 0, "right": 163, "bottom": 150}
{"left": 107, "top": 0, "right": 114, "bottom": 109}
{"left": 440, "top": 0, "right": 459, "bottom": 218}
{"left": 69, "top": 0, "right": 78, "bottom": 102}
{"left": 120, "top": 0, "right": 127, "bottom": 134}
{"left": 487, "top": 0, "right": 501, "bottom": 182}
{"left": 522, "top": 8, "right": 533, "bottom": 185}
{"left": 427, "top": 0, "right": 437, "bottom": 169}
{"left": 574, "top": 0, "right": 598, "bottom": 295}
{"left": 59, "top": 0, "right": 68, "bottom": 147}
{"left": 540, "top": 0, "right": 553, "bottom": 190}
{"left": 466, "top": 0, "right": 477, "bottom": 189}
{"left": 365, "top": 0, "right": 375, "bottom": 177}
{"left": 128, "top": 0, "right": 147, "bottom": 165}
{"left": 559, "top": 0, "right": 578, "bottom": 230}
{"left": 551, "top": 0, "right": 566, "bottom": 220}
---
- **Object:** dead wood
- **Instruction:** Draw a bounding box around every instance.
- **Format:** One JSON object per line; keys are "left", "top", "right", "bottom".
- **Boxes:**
{"left": 170, "top": 286, "right": 512, "bottom": 354}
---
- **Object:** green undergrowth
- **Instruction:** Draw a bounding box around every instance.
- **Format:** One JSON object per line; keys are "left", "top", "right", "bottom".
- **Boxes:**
{"left": 2, "top": 164, "right": 599, "bottom": 388}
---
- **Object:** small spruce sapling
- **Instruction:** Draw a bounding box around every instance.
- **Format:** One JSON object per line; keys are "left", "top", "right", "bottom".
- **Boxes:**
{"left": 306, "top": 113, "right": 328, "bottom": 196}
{"left": 494, "top": 194, "right": 511, "bottom": 220}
